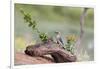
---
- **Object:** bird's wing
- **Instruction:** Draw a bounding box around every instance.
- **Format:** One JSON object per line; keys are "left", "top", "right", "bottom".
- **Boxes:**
{"left": 59, "top": 38, "right": 64, "bottom": 45}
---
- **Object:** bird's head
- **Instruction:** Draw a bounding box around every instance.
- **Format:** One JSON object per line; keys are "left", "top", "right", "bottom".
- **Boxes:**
{"left": 55, "top": 31, "right": 60, "bottom": 35}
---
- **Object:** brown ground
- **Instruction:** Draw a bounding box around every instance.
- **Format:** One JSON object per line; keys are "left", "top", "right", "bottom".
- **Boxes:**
{"left": 15, "top": 52, "right": 55, "bottom": 65}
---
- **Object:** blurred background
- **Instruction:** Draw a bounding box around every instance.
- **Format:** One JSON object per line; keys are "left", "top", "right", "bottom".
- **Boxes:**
{"left": 14, "top": 3, "right": 94, "bottom": 61}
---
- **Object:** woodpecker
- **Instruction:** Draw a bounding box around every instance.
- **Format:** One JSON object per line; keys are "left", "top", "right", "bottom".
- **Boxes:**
{"left": 55, "top": 31, "right": 64, "bottom": 48}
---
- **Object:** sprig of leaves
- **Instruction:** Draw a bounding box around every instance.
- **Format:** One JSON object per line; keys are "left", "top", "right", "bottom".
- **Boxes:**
{"left": 39, "top": 33, "right": 48, "bottom": 42}
{"left": 20, "top": 10, "right": 37, "bottom": 30}
{"left": 20, "top": 9, "right": 48, "bottom": 42}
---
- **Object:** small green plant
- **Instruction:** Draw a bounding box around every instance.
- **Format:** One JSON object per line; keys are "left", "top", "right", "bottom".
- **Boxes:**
{"left": 20, "top": 9, "right": 48, "bottom": 42}
{"left": 39, "top": 33, "right": 48, "bottom": 42}
{"left": 65, "top": 35, "right": 77, "bottom": 54}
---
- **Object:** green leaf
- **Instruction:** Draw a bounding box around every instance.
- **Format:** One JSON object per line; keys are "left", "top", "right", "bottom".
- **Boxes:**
{"left": 28, "top": 22, "right": 33, "bottom": 27}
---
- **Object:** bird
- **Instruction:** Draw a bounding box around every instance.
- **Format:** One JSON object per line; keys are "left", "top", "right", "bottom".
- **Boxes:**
{"left": 55, "top": 31, "right": 64, "bottom": 48}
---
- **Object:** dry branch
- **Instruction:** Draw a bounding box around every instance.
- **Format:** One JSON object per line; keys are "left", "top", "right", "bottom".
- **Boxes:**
{"left": 75, "top": 8, "right": 88, "bottom": 51}
{"left": 24, "top": 40, "right": 77, "bottom": 63}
